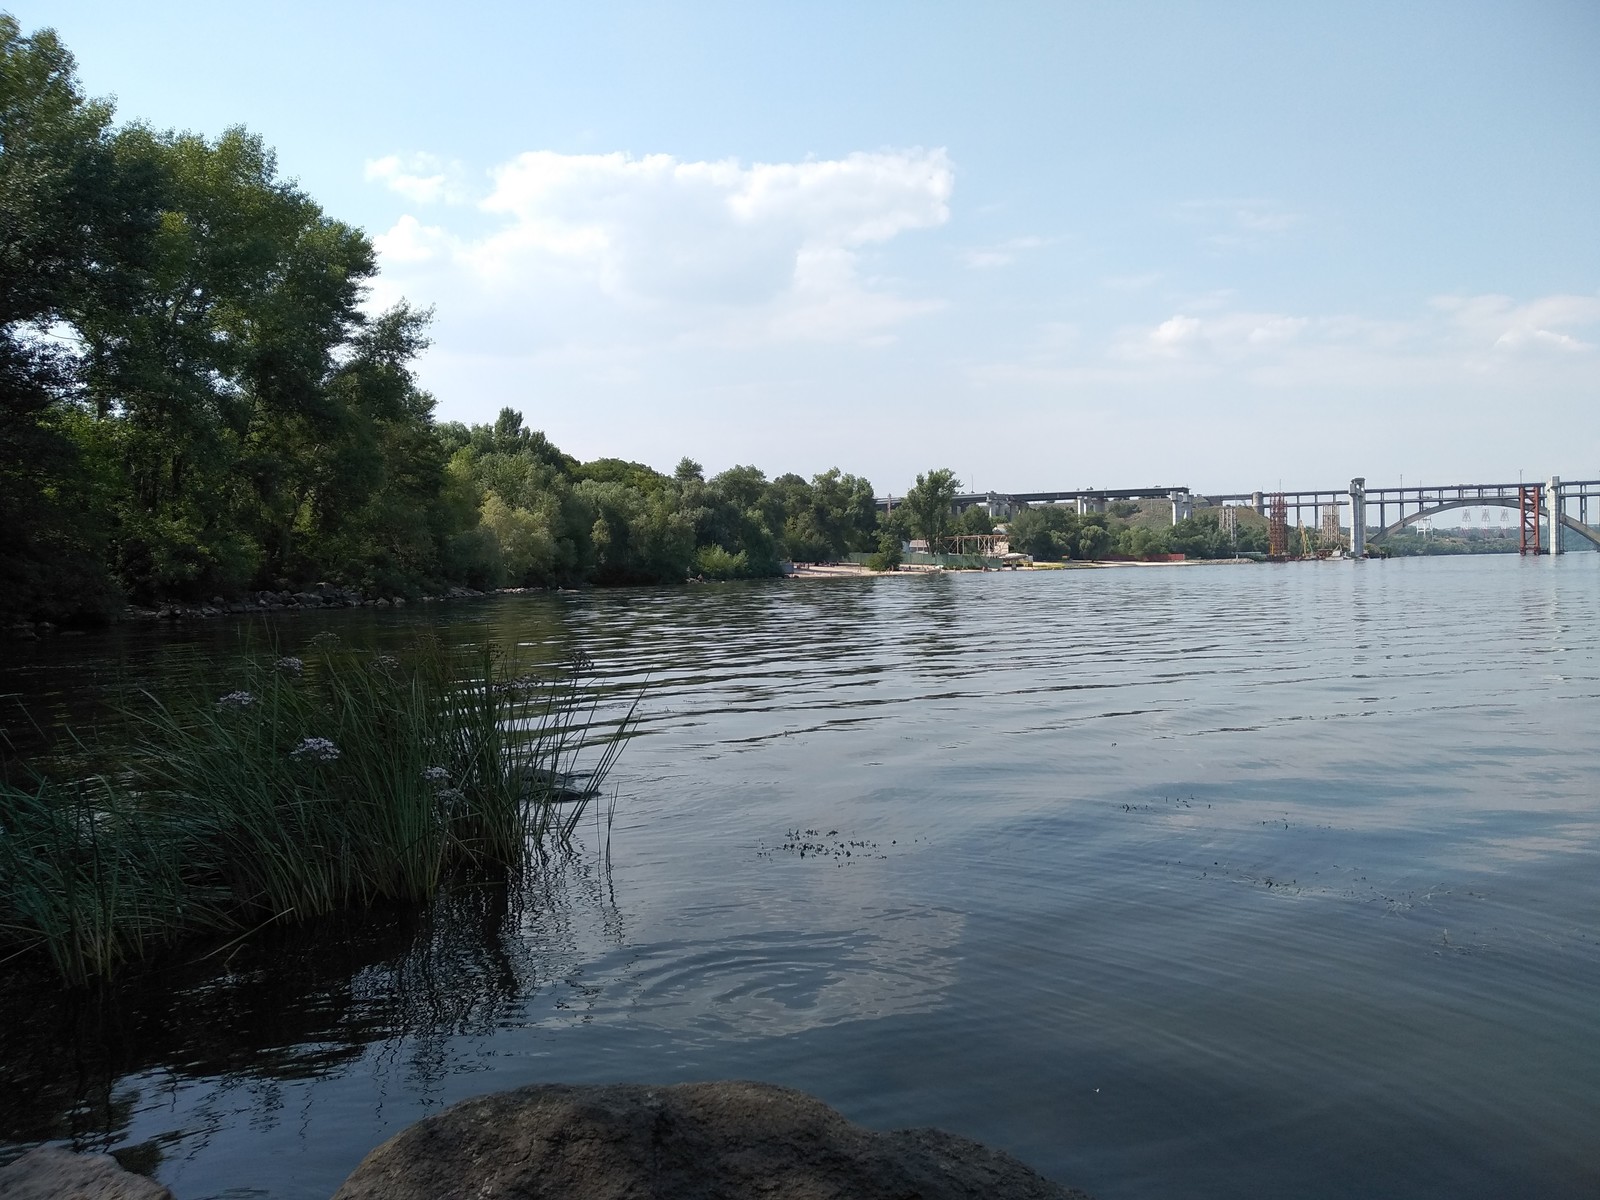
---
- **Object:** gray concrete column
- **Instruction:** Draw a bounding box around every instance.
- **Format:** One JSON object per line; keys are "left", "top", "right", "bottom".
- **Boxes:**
{"left": 1170, "top": 489, "right": 1192, "bottom": 525}
{"left": 1349, "top": 477, "right": 1367, "bottom": 558}
{"left": 1547, "top": 477, "right": 1563, "bottom": 555}
{"left": 1252, "top": 491, "right": 1264, "bottom": 517}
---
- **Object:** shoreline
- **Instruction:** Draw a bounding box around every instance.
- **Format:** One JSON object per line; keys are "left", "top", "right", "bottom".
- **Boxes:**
{"left": 784, "top": 556, "right": 1260, "bottom": 580}
{"left": 6, "top": 557, "right": 1270, "bottom": 639}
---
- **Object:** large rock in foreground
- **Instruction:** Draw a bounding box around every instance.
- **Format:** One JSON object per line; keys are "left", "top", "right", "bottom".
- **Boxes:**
{"left": 333, "top": 1081, "right": 1092, "bottom": 1200}
{"left": 0, "top": 1147, "right": 173, "bottom": 1200}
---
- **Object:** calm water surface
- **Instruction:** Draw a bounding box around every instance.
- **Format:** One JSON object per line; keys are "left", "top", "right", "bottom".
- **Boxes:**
{"left": 2, "top": 555, "right": 1598, "bottom": 1199}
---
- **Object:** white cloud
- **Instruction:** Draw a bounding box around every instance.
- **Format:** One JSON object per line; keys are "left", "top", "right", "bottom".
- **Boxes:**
{"left": 961, "top": 235, "right": 1047, "bottom": 269}
{"left": 1118, "top": 310, "right": 1310, "bottom": 360}
{"left": 368, "top": 147, "right": 953, "bottom": 351}
{"left": 970, "top": 291, "right": 1600, "bottom": 403}
{"left": 1177, "top": 198, "right": 1304, "bottom": 251}
{"left": 372, "top": 214, "right": 452, "bottom": 265}
{"left": 364, "top": 153, "right": 471, "bottom": 205}
{"left": 1432, "top": 292, "right": 1600, "bottom": 358}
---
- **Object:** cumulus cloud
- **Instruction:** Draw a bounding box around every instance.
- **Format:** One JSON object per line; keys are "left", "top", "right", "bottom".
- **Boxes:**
{"left": 368, "top": 147, "right": 953, "bottom": 348}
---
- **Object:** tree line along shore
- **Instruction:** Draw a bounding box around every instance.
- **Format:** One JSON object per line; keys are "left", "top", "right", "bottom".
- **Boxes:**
{"left": 3, "top": 17, "right": 1287, "bottom": 632}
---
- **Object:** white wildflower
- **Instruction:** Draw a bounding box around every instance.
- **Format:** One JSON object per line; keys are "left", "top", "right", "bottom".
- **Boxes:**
{"left": 373, "top": 654, "right": 400, "bottom": 671}
{"left": 215, "top": 691, "right": 256, "bottom": 711}
{"left": 421, "top": 766, "right": 449, "bottom": 785}
{"left": 290, "top": 736, "right": 340, "bottom": 763}
{"left": 275, "top": 656, "right": 304, "bottom": 675}
{"left": 435, "top": 787, "right": 465, "bottom": 805}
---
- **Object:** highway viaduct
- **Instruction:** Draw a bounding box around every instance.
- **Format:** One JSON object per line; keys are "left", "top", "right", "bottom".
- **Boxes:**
{"left": 875, "top": 478, "right": 1600, "bottom": 554}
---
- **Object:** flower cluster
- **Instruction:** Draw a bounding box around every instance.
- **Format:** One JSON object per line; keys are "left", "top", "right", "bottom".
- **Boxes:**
{"left": 421, "top": 765, "right": 449, "bottom": 785}
{"left": 215, "top": 691, "right": 257, "bottom": 711}
{"left": 307, "top": 631, "right": 341, "bottom": 647}
{"left": 435, "top": 786, "right": 465, "bottom": 806}
{"left": 289, "top": 736, "right": 340, "bottom": 763}
{"left": 275, "top": 656, "right": 305, "bottom": 675}
{"left": 373, "top": 654, "right": 400, "bottom": 671}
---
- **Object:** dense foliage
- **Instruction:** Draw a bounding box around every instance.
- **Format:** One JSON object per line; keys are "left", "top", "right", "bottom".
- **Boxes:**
{"left": 1003, "top": 505, "right": 1269, "bottom": 561}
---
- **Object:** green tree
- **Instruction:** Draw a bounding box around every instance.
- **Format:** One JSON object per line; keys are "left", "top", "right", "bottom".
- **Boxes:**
{"left": 866, "top": 531, "right": 903, "bottom": 572}
{"left": 955, "top": 505, "right": 997, "bottom": 537}
{"left": 57, "top": 120, "right": 437, "bottom": 600}
{"left": 1074, "top": 515, "right": 1113, "bottom": 561}
{"left": 902, "top": 468, "right": 961, "bottom": 553}
{"left": 0, "top": 17, "right": 158, "bottom": 619}
{"left": 810, "top": 468, "right": 878, "bottom": 553}
{"left": 879, "top": 503, "right": 912, "bottom": 545}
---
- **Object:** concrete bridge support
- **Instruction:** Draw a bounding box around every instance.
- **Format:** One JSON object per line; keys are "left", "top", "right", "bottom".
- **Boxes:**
{"left": 1252, "top": 491, "right": 1264, "bottom": 517}
{"left": 1548, "top": 477, "right": 1564, "bottom": 555}
{"left": 1076, "top": 496, "right": 1106, "bottom": 515}
{"left": 1349, "top": 478, "right": 1367, "bottom": 558}
{"left": 1170, "top": 490, "right": 1193, "bottom": 525}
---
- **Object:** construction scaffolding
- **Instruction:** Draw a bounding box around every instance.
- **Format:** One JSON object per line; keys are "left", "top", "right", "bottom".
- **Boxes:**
{"left": 1319, "top": 502, "right": 1343, "bottom": 550}
{"left": 949, "top": 533, "right": 1007, "bottom": 556}
{"left": 1268, "top": 493, "right": 1289, "bottom": 558}
{"left": 1519, "top": 485, "right": 1543, "bottom": 555}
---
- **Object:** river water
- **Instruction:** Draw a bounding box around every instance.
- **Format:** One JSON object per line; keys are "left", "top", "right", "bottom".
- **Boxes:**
{"left": 2, "top": 555, "right": 1597, "bottom": 1199}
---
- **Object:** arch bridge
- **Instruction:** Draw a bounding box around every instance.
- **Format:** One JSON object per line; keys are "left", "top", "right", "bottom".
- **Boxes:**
{"left": 1204, "top": 479, "right": 1600, "bottom": 554}
{"left": 876, "top": 476, "right": 1600, "bottom": 554}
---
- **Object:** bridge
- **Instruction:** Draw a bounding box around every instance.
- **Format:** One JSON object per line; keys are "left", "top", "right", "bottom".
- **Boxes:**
{"left": 876, "top": 477, "right": 1600, "bottom": 554}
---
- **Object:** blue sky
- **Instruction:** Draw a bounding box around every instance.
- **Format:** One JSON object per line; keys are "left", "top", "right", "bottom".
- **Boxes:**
{"left": 17, "top": 1, "right": 1600, "bottom": 494}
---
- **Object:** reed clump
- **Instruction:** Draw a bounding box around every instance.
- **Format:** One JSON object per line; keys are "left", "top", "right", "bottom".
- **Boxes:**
{"left": 0, "top": 639, "right": 634, "bottom": 984}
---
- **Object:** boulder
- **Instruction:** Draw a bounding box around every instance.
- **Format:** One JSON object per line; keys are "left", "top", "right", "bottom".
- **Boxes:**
{"left": 0, "top": 1146, "right": 173, "bottom": 1199}
{"left": 332, "top": 1081, "right": 1091, "bottom": 1200}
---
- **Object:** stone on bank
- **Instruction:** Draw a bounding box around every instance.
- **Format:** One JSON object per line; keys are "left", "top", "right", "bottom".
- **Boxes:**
{"left": 332, "top": 1080, "right": 1094, "bottom": 1200}
{"left": 0, "top": 1146, "right": 173, "bottom": 1200}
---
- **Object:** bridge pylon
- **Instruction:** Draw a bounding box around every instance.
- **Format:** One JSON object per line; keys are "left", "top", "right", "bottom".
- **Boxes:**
{"left": 1349, "top": 478, "right": 1367, "bottom": 558}
{"left": 1547, "top": 477, "right": 1564, "bottom": 555}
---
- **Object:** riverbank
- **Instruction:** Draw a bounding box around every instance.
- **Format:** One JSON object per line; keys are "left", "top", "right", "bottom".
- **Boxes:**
{"left": 4, "top": 555, "right": 1278, "bottom": 641}
{"left": 3, "top": 584, "right": 533, "bottom": 641}
{"left": 784, "top": 556, "right": 1260, "bottom": 579}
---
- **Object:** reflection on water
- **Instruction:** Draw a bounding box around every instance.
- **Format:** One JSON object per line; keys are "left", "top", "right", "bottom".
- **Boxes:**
{"left": 0, "top": 855, "right": 620, "bottom": 1149}
{"left": 2, "top": 556, "right": 1599, "bottom": 1200}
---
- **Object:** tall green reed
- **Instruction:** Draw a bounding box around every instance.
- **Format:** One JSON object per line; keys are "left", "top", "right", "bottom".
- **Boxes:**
{"left": 0, "top": 639, "right": 635, "bottom": 984}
